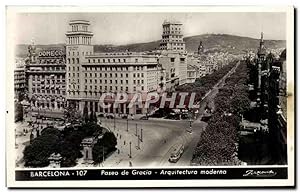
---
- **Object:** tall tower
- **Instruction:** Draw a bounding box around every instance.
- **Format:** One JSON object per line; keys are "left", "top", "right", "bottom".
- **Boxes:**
{"left": 65, "top": 20, "right": 94, "bottom": 110}
{"left": 256, "top": 32, "right": 266, "bottom": 96}
{"left": 198, "top": 41, "right": 204, "bottom": 54}
{"left": 160, "top": 20, "right": 185, "bottom": 52}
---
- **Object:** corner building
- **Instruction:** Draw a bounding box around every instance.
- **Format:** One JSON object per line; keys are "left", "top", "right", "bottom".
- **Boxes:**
{"left": 66, "top": 20, "right": 164, "bottom": 114}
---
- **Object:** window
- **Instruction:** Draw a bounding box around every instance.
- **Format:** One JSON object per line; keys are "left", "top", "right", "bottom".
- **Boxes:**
{"left": 88, "top": 59, "right": 90, "bottom": 63}
{"left": 170, "top": 58, "right": 175, "bottom": 62}
{"left": 76, "top": 58, "right": 79, "bottom": 63}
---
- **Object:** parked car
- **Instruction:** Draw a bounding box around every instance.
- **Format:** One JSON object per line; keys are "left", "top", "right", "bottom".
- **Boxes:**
{"left": 106, "top": 115, "right": 114, "bottom": 119}
{"left": 140, "top": 116, "right": 148, "bottom": 120}
{"left": 122, "top": 115, "right": 128, "bottom": 119}
{"left": 97, "top": 113, "right": 104, "bottom": 117}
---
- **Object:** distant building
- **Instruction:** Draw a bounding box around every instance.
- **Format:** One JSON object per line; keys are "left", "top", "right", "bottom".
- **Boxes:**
{"left": 14, "top": 65, "right": 26, "bottom": 100}
{"left": 159, "top": 20, "right": 185, "bottom": 52}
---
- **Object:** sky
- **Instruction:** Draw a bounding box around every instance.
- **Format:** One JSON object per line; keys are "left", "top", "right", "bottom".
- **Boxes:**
{"left": 12, "top": 12, "right": 286, "bottom": 45}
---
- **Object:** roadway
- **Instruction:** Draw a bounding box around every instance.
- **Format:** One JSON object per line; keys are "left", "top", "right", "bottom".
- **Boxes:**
{"left": 100, "top": 61, "right": 240, "bottom": 167}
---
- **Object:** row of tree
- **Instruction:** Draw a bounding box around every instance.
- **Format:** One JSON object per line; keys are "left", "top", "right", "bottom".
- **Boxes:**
{"left": 192, "top": 60, "right": 250, "bottom": 165}
{"left": 176, "top": 61, "right": 237, "bottom": 103}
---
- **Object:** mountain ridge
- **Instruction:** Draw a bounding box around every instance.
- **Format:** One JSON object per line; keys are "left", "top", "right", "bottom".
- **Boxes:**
{"left": 15, "top": 34, "right": 286, "bottom": 58}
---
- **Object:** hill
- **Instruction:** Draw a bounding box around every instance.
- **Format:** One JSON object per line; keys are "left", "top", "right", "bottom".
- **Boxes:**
{"left": 15, "top": 34, "right": 286, "bottom": 57}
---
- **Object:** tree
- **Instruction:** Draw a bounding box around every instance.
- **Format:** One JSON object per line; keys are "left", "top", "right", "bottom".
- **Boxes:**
{"left": 92, "top": 132, "right": 117, "bottom": 164}
{"left": 59, "top": 140, "right": 82, "bottom": 167}
{"left": 230, "top": 93, "right": 250, "bottom": 115}
{"left": 64, "top": 103, "right": 81, "bottom": 123}
{"left": 23, "top": 133, "right": 60, "bottom": 167}
{"left": 81, "top": 122, "right": 102, "bottom": 137}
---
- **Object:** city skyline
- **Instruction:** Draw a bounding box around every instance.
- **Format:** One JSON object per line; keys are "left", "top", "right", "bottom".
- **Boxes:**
{"left": 13, "top": 12, "right": 286, "bottom": 45}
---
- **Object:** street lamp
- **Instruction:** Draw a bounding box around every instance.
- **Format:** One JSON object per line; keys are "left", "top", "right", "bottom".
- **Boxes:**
{"left": 113, "top": 114, "right": 116, "bottom": 130}
{"left": 187, "top": 111, "right": 193, "bottom": 134}
{"left": 135, "top": 123, "right": 138, "bottom": 136}
{"left": 136, "top": 134, "right": 140, "bottom": 150}
{"left": 129, "top": 141, "right": 132, "bottom": 158}
{"left": 126, "top": 117, "right": 129, "bottom": 132}
{"left": 140, "top": 128, "right": 143, "bottom": 142}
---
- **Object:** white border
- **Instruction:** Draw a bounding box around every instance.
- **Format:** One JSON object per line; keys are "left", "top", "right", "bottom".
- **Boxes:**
{"left": 5, "top": 5, "right": 295, "bottom": 188}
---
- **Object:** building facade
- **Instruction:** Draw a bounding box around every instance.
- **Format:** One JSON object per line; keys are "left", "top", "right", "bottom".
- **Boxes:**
{"left": 66, "top": 20, "right": 164, "bottom": 115}
{"left": 159, "top": 21, "right": 185, "bottom": 51}
{"left": 14, "top": 61, "right": 26, "bottom": 100}
{"left": 26, "top": 44, "right": 66, "bottom": 114}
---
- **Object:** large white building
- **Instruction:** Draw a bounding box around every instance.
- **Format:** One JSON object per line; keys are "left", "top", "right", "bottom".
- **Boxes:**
{"left": 65, "top": 20, "right": 164, "bottom": 114}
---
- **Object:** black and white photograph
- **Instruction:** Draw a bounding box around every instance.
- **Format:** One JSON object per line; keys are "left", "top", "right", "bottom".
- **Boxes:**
{"left": 6, "top": 6, "right": 295, "bottom": 188}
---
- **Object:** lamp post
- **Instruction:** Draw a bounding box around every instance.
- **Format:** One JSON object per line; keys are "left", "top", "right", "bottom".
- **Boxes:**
{"left": 135, "top": 123, "right": 137, "bottom": 136}
{"left": 140, "top": 128, "right": 143, "bottom": 142}
{"left": 137, "top": 135, "right": 140, "bottom": 150}
{"left": 113, "top": 114, "right": 116, "bottom": 130}
{"left": 129, "top": 141, "right": 132, "bottom": 158}
{"left": 126, "top": 117, "right": 129, "bottom": 132}
{"left": 187, "top": 111, "right": 193, "bottom": 134}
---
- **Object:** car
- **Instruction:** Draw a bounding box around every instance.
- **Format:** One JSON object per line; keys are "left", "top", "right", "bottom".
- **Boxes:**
{"left": 97, "top": 113, "right": 104, "bottom": 117}
{"left": 139, "top": 116, "right": 148, "bottom": 120}
{"left": 106, "top": 115, "right": 114, "bottom": 119}
{"left": 122, "top": 115, "right": 128, "bottom": 119}
{"left": 169, "top": 144, "right": 184, "bottom": 163}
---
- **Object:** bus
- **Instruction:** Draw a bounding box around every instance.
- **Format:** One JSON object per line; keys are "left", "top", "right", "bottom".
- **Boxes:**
{"left": 168, "top": 144, "right": 184, "bottom": 163}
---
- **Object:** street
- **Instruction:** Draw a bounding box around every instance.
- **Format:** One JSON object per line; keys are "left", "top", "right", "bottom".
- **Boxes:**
{"left": 98, "top": 61, "right": 240, "bottom": 167}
